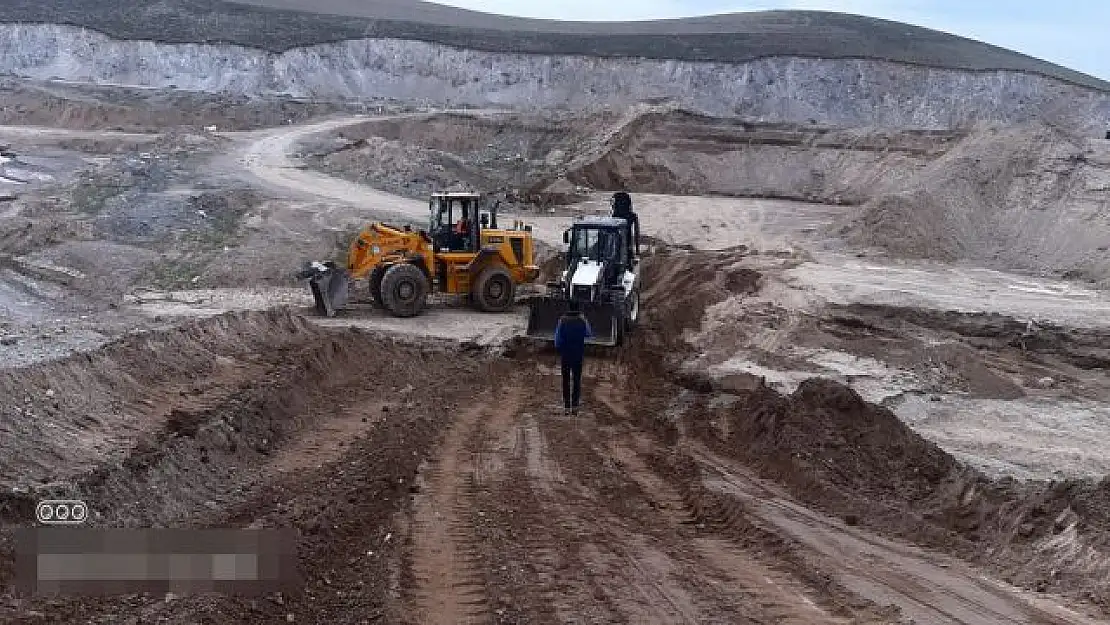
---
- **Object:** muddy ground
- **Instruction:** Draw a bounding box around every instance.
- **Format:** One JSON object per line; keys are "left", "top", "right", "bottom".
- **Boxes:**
{"left": 1, "top": 272, "right": 1108, "bottom": 624}
{"left": 0, "top": 93, "right": 1109, "bottom": 625}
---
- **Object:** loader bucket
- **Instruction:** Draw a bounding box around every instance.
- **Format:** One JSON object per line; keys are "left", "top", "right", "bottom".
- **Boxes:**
{"left": 525, "top": 297, "right": 565, "bottom": 342}
{"left": 582, "top": 302, "right": 621, "bottom": 347}
{"left": 307, "top": 267, "right": 350, "bottom": 317}
{"left": 525, "top": 297, "right": 620, "bottom": 347}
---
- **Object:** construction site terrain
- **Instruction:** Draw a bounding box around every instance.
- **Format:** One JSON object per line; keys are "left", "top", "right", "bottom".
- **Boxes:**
{"left": 1, "top": 81, "right": 1110, "bottom": 625}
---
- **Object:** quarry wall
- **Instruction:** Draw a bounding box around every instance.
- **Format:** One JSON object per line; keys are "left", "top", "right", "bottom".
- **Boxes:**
{"left": 2, "top": 23, "right": 1109, "bottom": 130}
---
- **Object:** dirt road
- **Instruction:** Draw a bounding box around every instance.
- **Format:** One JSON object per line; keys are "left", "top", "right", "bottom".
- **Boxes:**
{"left": 228, "top": 114, "right": 581, "bottom": 245}
{"left": 394, "top": 359, "right": 1102, "bottom": 624}
{"left": 232, "top": 115, "right": 428, "bottom": 220}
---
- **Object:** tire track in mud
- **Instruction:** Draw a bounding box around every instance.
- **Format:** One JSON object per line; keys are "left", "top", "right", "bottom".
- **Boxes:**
{"left": 480, "top": 380, "right": 625, "bottom": 624}
{"left": 586, "top": 372, "right": 874, "bottom": 624}
{"left": 686, "top": 445, "right": 1101, "bottom": 625}
{"left": 467, "top": 371, "right": 631, "bottom": 624}
{"left": 601, "top": 434, "right": 861, "bottom": 625}
{"left": 534, "top": 418, "right": 775, "bottom": 624}
{"left": 405, "top": 378, "right": 523, "bottom": 625}
{"left": 472, "top": 364, "right": 847, "bottom": 624}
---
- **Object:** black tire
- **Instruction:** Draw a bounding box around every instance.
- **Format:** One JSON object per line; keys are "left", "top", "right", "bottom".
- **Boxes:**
{"left": 473, "top": 266, "right": 516, "bottom": 312}
{"left": 379, "top": 263, "right": 429, "bottom": 318}
{"left": 368, "top": 265, "right": 386, "bottom": 306}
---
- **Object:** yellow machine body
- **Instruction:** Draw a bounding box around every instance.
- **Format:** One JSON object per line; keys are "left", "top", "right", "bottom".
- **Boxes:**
{"left": 303, "top": 192, "right": 540, "bottom": 317}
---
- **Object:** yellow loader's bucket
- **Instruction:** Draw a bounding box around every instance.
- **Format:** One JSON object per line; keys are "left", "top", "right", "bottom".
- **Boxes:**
{"left": 525, "top": 297, "right": 620, "bottom": 347}
{"left": 307, "top": 267, "right": 350, "bottom": 317}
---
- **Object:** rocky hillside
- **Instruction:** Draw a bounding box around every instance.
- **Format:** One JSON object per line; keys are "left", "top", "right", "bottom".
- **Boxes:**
{"left": 0, "top": 23, "right": 1107, "bottom": 130}
{"left": 1, "top": 2, "right": 1108, "bottom": 129}
{"left": 4, "top": 1, "right": 1107, "bottom": 87}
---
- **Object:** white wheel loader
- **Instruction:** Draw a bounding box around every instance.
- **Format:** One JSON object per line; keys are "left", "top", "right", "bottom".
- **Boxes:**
{"left": 525, "top": 215, "right": 641, "bottom": 347}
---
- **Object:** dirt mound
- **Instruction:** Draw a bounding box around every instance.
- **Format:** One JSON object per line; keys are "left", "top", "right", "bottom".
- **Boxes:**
{"left": 0, "top": 309, "right": 321, "bottom": 488}
{"left": 0, "top": 305, "right": 495, "bottom": 621}
{"left": 841, "top": 122, "right": 1110, "bottom": 284}
{"left": 713, "top": 379, "right": 959, "bottom": 507}
{"left": 0, "top": 305, "right": 484, "bottom": 499}
{"left": 637, "top": 246, "right": 761, "bottom": 341}
{"left": 35, "top": 327, "right": 471, "bottom": 528}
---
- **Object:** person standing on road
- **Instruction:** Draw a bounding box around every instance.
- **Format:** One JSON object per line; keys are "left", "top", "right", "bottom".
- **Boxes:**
{"left": 554, "top": 301, "right": 593, "bottom": 415}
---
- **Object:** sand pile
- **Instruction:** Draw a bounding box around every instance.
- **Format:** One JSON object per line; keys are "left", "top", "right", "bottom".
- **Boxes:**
{"left": 636, "top": 247, "right": 762, "bottom": 343}
{"left": 721, "top": 379, "right": 959, "bottom": 505}
{"left": 842, "top": 122, "right": 1110, "bottom": 284}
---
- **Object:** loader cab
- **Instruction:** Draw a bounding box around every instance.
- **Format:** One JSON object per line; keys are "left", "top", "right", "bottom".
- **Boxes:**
{"left": 563, "top": 217, "right": 630, "bottom": 287}
{"left": 429, "top": 192, "right": 496, "bottom": 253}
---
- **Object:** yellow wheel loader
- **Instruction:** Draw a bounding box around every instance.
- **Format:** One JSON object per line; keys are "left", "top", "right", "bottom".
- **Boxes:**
{"left": 525, "top": 216, "right": 641, "bottom": 347}
{"left": 299, "top": 192, "right": 541, "bottom": 318}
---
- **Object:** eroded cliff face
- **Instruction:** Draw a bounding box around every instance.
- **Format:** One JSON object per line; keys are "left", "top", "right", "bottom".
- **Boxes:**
{"left": 2, "top": 23, "right": 1108, "bottom": 129}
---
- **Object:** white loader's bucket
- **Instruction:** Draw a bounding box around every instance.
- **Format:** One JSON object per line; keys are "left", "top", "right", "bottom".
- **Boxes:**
{"left": 525, "top": 297, "right": 620, "bottom": 347}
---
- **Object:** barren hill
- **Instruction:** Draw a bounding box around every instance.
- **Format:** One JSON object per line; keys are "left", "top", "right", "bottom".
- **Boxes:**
{"left": 0, "top": 1, "right": 1103, "bottom": 90}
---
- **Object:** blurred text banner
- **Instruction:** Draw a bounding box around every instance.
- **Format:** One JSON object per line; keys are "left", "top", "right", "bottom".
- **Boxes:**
{"left": 14, "top": 528, "right": 299, "bottom": 596}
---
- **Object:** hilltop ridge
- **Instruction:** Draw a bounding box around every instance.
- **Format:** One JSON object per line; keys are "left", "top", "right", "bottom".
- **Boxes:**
{"left": 3, "top": 0, "right": 1107, "bottom": 91}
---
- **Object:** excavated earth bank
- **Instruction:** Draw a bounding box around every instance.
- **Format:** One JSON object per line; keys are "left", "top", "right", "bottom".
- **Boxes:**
{"left": 626, "top": 250, "right": 1110, "bottom": 612}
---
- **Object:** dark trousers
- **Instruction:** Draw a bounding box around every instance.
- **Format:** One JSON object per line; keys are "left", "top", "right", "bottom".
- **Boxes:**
{"left": 561, "top": 358, "right": 583, "bottom": 409}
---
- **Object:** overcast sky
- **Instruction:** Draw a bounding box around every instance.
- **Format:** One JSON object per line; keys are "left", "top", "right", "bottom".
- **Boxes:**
{"left": 434, "top": 1, "right": 1108, "bottom": 80}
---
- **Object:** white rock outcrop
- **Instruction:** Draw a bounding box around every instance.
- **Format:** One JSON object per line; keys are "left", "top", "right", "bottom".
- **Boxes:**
{"left": 1, "top": 23, "right": 1108, "bottom": 129}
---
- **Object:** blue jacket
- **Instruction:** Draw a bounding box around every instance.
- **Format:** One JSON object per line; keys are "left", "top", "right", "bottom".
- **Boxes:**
{"left": 554, "top": 313, "right": 592, "bottom": 362}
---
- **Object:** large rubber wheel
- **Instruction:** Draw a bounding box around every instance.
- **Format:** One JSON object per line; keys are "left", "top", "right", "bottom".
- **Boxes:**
{"left": 368, "top": 265, "right": 386, "bottom": 307}
{"left": 380, "top": 263, "right": 429, "bottom": 318}
{"left": 473, "top": 267, "right": 516, "bottom": 312}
